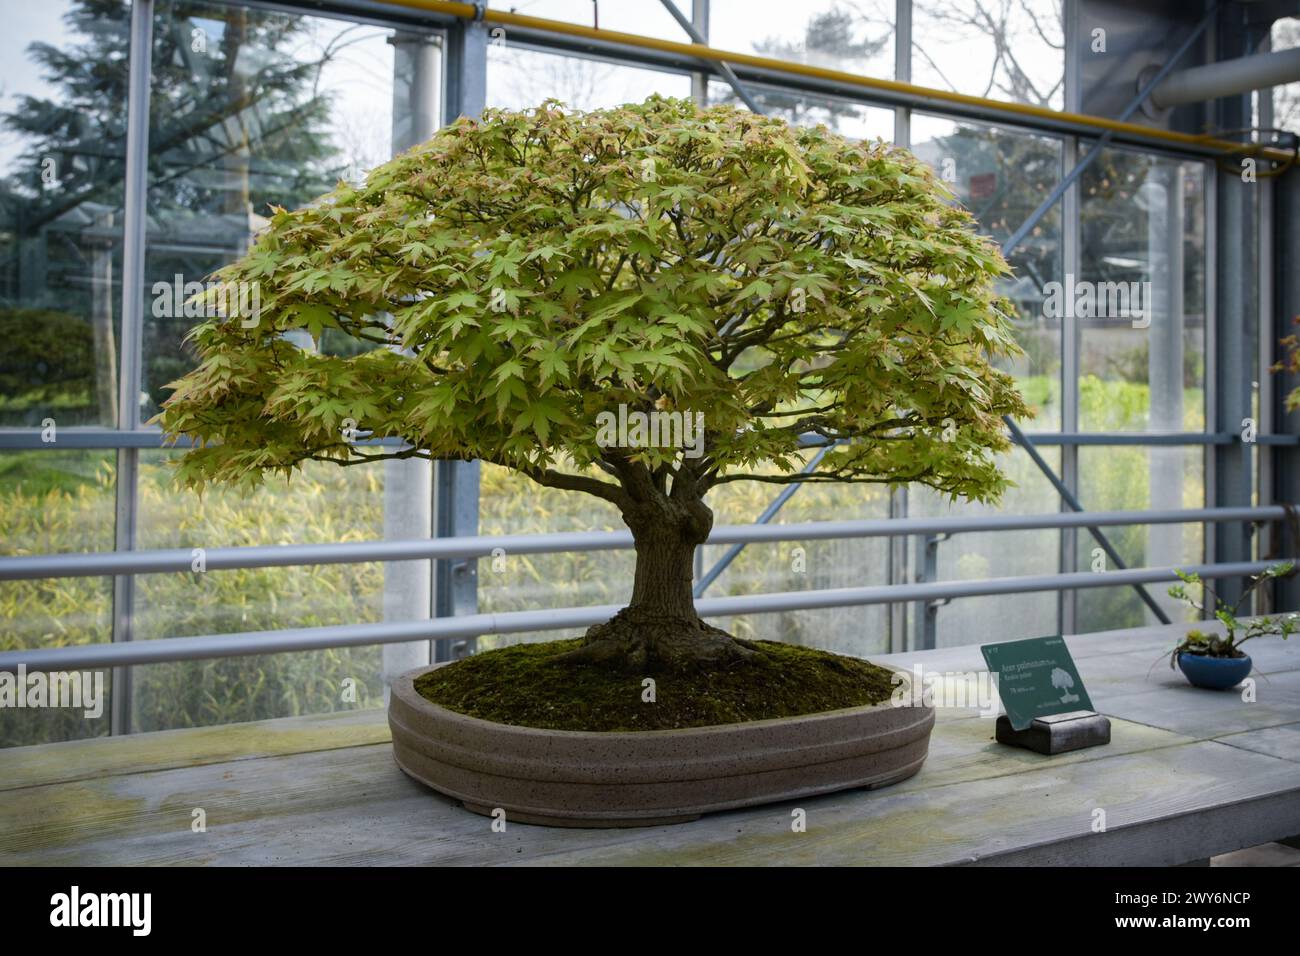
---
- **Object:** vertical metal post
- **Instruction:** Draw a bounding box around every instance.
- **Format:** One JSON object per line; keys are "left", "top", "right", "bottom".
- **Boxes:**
{"left": 893, "top": 0, "right": 911, "bottom": 147}
{"left": 382, "top": 31, "right": 441, "bottom": 698}
{"left": 1059, "top": 0, "right": 1082, "bottom": 634}
{"left": 690, "top": 0, "right": 710, "bottom": 106}
{"left": 888, "top": 1, "right": 912, "bottom": 650}
{"left": 1256, "top": 30, "right": 1276, "bottom": 610}
{"left": 433, "top": 14, "right": 488, "bottom": 662}
{"left": 1272, "top": 159, "right": 1300, "bottom": 611}
{"left": 1211, "top": 3, "right": 1256, "bottom": 609}
{"left": 886, "top": 487, "right": 908, "bottom": 652}
{"left": 110, "top": 0, "right": 153, "bottom": 736}
{"left": 912, "top": 533, "right": 940, "bottom": 650}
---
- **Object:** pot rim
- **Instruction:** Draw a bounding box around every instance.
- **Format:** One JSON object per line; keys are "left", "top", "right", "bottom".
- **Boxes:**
{"left": 1176, "top": 650, "right": 1252, "bottom": 663}
{"left": 392, "top": 660, "right": 931, "bottom": 740}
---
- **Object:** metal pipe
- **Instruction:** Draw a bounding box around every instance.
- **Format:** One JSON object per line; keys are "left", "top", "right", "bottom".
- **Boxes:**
{"left": 2, "top": 558, "right": 1286, "bottom": 673}
{"left": 1151, "top": 47, "right": 1300, "bottom": 109}
{"left": 6, "top": 427, "right": 1295, "bottom": 450}
{"left": 372, "top": 0, "right": 1293, "bottom": 164}
{"left": 0, "top": 507, "right": 1286, "bottom": 582}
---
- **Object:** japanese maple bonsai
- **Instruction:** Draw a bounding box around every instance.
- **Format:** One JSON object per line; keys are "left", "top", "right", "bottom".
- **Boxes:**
{"left": 158, "top": 96, "right": 1028, "bottom": 732}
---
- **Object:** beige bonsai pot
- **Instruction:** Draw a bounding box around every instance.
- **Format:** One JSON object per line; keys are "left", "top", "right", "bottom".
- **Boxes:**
{"left": 389, "top": 665, "right": 935, "bottom": 828}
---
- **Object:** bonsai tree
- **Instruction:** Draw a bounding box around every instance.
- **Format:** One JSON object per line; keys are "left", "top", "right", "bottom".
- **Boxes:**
{"left": 1166, "top": 563, "right": 1298, "bottom": 667}
{"left": 158, "top": 96, "right": 1029, "bottom": 673}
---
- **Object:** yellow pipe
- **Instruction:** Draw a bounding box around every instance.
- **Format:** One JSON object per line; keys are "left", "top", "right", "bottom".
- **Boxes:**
{"left": 379, "top": 0, "right": 1294, "bottom": 164}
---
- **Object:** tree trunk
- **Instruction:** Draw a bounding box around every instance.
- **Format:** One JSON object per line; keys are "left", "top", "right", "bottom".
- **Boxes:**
{"left": 561, "top": 495, "right": 757, "bottom": 673}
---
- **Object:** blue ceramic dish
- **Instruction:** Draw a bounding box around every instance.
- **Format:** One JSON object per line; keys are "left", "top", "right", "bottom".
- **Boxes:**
{"left": 1177, "top": 652, "right": 1252, "bottom": 690}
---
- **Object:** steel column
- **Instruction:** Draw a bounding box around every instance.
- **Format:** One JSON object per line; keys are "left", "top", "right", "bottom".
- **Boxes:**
{"left": 109, "top": 0, "right": 155, "bottom": 736}
{"left": 1273, "top": 162, "right": 1300, "bottom": 611}
{"left": 1211, "top": 2, "right": 1258, "bottom": 609}
{"left": 435, "top": 15, "right": 487, "bottom": 661}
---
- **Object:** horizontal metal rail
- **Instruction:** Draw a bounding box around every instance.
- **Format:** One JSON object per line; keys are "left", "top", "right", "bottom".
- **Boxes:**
{"left": 3, "top": 428, "right": 1293, "bottom": 450}
{"left": 0, "top": 506, "right": 1286, "bottom": 581}
{"left": 0, "top": 559, "right": 1286, "bottom": 673}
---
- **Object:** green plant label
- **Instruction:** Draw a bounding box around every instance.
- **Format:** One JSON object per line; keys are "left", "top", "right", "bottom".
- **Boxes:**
{"left": 980, "top": 636, "right": 1094, "bottom": 731}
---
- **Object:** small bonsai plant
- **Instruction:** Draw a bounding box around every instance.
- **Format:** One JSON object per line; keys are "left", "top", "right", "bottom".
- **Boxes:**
{"left": 1166, "top": 563, "right": 1297, "bottom": 687}
{"left": 157, "top": 96, "right": 1029, "bottom": 730}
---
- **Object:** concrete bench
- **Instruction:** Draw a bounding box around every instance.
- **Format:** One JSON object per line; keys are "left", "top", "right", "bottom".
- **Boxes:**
{"left": 3, "top": 621, "right": 1299, "bottom": 865}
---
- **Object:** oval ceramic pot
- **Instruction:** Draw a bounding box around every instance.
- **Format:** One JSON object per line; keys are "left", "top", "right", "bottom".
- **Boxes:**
{"left": 1177, "top": 651, "right": 1252, "bottom": 690}
{"left": 389, "top": 665, "right": 935, "bottom": 828}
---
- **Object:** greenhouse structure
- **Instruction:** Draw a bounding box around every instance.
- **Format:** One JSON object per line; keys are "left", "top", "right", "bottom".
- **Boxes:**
{"left": 2, "top": 0, "right": 1300, "bottom": 881}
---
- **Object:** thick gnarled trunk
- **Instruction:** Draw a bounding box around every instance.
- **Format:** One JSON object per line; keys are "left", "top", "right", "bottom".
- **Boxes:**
{"left": 562, "top": 494, "right": 757, "bottom": 673}
{"left": 626, "top": 508, "right": 706, "bottom": 624}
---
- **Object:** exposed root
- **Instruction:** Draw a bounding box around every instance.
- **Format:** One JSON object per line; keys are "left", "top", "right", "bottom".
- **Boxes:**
{"left": 557, "top": 607, "right": 760, "bottom": 674}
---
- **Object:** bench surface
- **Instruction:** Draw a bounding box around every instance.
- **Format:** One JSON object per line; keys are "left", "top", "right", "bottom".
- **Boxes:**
{"left": 4, "top": 621, "right": 1300, "bottom": 866}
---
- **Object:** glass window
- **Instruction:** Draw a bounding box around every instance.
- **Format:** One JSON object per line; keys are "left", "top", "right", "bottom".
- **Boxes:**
{"left": 1078, "top": 150, "right": 1207, "bottom": 434}
{"left": 1271, "top": 17, "right": 1299, "bottom": 132}
{"left": 129, "top": 451, "right": 392, "bottom": 730}
{"left": 912, "top": 0, "right": 1064, "bottom": 109}
{"left": 477, "top": 464, "right": 631, "bottom": 650}
{"left": 119, "top": 3, "right": 431, "bottom": 731}
{"left": 911, "top": 115, "right": 1064, "bottom": 430}
{"left": 706, "top": 80, "right": 894, "bottom": 140}
{"left": 704, "top": 464, "right": 894, "bottom": 658}
{"left": 487, "top": 45, "right": 690, "bottom": 111}
{"left": 0, "top": 448, "right": 115, "bottom": 746}
{"left": 909, "top": 447, "right": 1063, "bottom": 647}
{"left": 0, "top": 1, "right": 130, "bottom": 428}
{"left": 710, "top": 1, "right": 894, "bottom": 80}
{"left": 141, "top": 0, "right": 396, "bottom": 420}
{"left": 1075, "top": 446, "right": 1205, "bottom": 631}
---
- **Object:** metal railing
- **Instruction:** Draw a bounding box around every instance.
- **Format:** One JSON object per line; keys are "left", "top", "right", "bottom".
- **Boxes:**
{"left": 1, "top": 505, "right": 1289, "bottom": 673}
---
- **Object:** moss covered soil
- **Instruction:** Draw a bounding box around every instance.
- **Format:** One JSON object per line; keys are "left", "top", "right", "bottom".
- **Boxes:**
{"left": 414, "top": 637, "right": 898, "bottom": 732}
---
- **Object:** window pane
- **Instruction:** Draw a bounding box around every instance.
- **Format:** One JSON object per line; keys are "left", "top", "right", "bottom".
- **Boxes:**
{"left": 477, "top": 463, "right": 630, "bottom": 649}
{"left": 487, "top": 45, "right": 690, "bottom": 111}
{"left": 1075, "top": 445, "right": 1205, "bottom": 631}
{"left": 0, "top": 2, "right": 130, "bottom": 428}
{"left": 1270, "top": 17, "right": 1299, "bottom": 131}
{"left": 912, "top": 0, "right": 1064, "bottom": 109}
{"left": 131, "top": 3, "right": 417, "bottom": 731}
{"left": 706, "top": 80, "right": 894, "bottom": 141}
{"left": 911, "top": 115, "right": 1064, "bottom": 430}
{"left": 0, "top": 449, "right": 115, "bottom": 747}
{"left": 1079, "top": 150, "right": 1207, "bottom": 433}
{"left": 130, "top": 451, "right": 391, "bottom": 731}
{"left": 705, "top": 470, "right": 893, "bottom": 658}
{"left": 909, "top": 447, "right": 1063, "bottom": 648}
{"left": 141, "top": 1, "right": 396, "bottom": 420}
{"left": 710, "top": 1, "right": 894, "bottom": 80}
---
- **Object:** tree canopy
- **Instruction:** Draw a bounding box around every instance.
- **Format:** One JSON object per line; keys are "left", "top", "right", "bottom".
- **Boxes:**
{"left": 158, "top": 96, "right": 1030, "bottom": 510}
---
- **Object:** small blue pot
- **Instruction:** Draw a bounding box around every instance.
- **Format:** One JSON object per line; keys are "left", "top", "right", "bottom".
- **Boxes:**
{"left": 1177, "top": 652, "right": 1252, "bottom": 690}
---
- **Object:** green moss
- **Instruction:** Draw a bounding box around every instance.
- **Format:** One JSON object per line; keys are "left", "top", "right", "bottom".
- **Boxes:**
{"left": 414, "top": 638, "right": 897, "bottom": 732}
